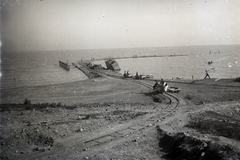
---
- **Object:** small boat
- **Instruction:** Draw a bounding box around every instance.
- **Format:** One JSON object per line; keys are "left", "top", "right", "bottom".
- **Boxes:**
{"left": 139, "top": 75, "right": 146, "bottom": 79}
{"left": 123, "top": 73, "right": 133, "bottom": 78}
{"left": 208, "top": 61, "right": 213, "bottom": 65}
{"left": 146, "top": 74, "right": 153, "bottom": 78}
{"left": 167, "top": 87, "right": 180, "bottom": 93}
{"left": 137, "top": 74, "right": 153, "bottom": 79}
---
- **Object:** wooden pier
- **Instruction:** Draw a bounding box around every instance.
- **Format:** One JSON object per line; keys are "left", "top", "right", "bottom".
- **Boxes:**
{"left": 72, "top": 62, "right": 100, "bottom": 79}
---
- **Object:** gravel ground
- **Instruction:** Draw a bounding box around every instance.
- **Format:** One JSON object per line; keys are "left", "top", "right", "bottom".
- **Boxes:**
{"left": 1, "top": 77, "right": 240, "bottom": 159}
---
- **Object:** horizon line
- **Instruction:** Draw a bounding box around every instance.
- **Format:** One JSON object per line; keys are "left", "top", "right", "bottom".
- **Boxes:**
{"left": 2, "top": 43, "right": 240, "bottom": 53}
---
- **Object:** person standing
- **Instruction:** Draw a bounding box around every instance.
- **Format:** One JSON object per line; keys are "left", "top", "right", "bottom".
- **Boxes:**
{"left": 153, "top": 80, "right": 159, "bottom": 90}
{"left": 204, "top": 70, "right": 210, "bottom": 79}
{"left": 163, "top": 81, "right": 168, "bottom": 92}
{"left": 136, "top": 72, "right": 139, "bottom": 79}
{"left": 160, "top": 79, "right": 164, "bottom": 86}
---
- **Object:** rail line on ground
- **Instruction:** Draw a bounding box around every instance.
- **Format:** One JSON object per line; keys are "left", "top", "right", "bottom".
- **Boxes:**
{"left": 23, "top": 73, "right": 181, "bottom": 159}
{"left": 82, "top": 75, "right": 180, "bottom": 150}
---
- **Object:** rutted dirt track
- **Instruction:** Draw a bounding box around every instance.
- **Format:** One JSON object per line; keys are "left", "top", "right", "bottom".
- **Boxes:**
{"left": 82, "top": 81, "right": 179, "bottom": 148}
{"left": 1, "top": 76, "right": 240, "bottom": 159}
{"left": 55, "top": 79, "right": 180, "bottom": 160}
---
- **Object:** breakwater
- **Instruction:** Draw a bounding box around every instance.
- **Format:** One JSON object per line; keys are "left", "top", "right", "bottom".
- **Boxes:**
{"left": 93, "top": 54, "right": 188, "bottom": 61}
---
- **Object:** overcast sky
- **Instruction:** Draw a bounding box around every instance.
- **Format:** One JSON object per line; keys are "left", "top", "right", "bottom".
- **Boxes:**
{"left": 1, "top": 0, "right": 240, "bottom": 51}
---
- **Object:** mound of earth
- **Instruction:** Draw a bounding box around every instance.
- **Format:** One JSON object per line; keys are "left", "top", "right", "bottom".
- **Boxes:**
{"left": 158, "top": 127, "right": 240, "bottom": 160}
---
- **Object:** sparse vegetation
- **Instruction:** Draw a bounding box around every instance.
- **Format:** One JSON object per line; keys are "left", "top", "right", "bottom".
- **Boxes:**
{"left": 236, "top": 77, "right": 240, "bottom": 82}
{"left": 187, "top": 113, "right": 205, "bottom": 129}
{"left": 185, "top": 94, "right": 193, "bottom": 100}
{"left": 21, "top": 100, "right": 76, "bottom": 111}
{"left": 23, "top": 98, "right": 31, "bottom": 105}
{"left": 32, "top": 133, "right": 54, "bottom": 147}
{"left": 195, "top": 100, "right": 204, "bottom": 105}
{"left": 1, "top": 76, "right": 239, "bottom": 159}
{"left": 186, "top": 112, "right": 240, "bottom": 141}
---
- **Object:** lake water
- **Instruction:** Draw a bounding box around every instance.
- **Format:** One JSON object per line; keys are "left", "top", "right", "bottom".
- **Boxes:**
{"left": 1, "top": 45, "right": 239, "bottom": 89}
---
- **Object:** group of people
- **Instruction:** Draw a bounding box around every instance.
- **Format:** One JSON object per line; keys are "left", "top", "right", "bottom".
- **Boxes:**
{"left": 153, "top": 79, "right": 168, "bottom": 92}
{"left": 123, "top": 70, "right": 141, "bottom": 79}
{"left": 123, "top": 70, "right": 132, "bottom": 78}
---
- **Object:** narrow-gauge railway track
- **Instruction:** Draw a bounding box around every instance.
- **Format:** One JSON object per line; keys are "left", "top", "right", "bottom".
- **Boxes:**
{"left": 131, "top": 79, "right": 179, "bottom": 112}
{"left": 83, "top": 75, "right": 180, "bottom": 149}
{"left": 19, "top": 74, "right": 180, "bottom": 160}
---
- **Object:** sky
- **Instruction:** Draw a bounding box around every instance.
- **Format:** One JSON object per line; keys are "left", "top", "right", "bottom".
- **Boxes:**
{"left": 1, "top": 0, "right": 240, "bottom": 51}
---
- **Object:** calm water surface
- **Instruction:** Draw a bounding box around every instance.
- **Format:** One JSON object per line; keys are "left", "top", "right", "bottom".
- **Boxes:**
{"left": 1, "top": 45, "right": 239, "bottom": 89}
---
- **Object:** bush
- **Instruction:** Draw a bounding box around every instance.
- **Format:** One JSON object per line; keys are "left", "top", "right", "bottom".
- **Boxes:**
{"left": 236, "top": 77, "right": 240, "bottom": 82}
{"left": 185, "top": 94, "right": 193, "bottom": 100}
{"left": 23, "top": 98, "right": 31, "bottom": 105}
{"left": 187, "top": 114, "right": 205, "bottom": 129}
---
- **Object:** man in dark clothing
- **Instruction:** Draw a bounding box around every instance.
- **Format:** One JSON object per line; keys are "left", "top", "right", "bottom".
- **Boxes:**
{"left": 136, "top": 72, "right": 139, "bottom": 79}
{"left": 160, "top": 79, "right": 164, "bottom": 86}
{"left": 153, "top": 80, "right": 159, "bottom": 90}
{"left": 204, "top": 70, "right": 211, "bottom": 79}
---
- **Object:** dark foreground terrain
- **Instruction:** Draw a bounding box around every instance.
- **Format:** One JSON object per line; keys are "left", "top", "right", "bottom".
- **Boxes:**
{"left": 1, "top": 77, "right": 240, "bottom": 159}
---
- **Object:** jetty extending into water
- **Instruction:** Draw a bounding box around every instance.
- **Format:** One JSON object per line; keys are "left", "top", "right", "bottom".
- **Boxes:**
{"left": 93, "top": 54, "right": 187, "bottom": 61}
{"left": 70, "top": 54, "right": 187, "bottom": 80}
{"left": 72, "top": 62, "right": 100, "bottom": 79}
